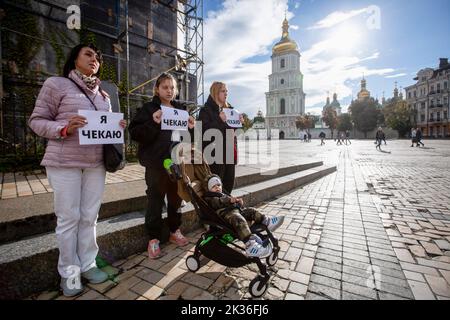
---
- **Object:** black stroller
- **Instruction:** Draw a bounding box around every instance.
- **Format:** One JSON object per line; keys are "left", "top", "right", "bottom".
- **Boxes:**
{"left": 168, "top": 143, "right": 281, "bottom": 298}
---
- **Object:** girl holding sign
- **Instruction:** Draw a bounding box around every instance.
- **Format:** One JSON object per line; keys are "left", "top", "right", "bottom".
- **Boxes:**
{"left": 28, "top": 44, "right": 126, "bottom": 297}
{"left": 199, "top": 82, "right": 244, "bottom": 194}
{"left": 129, "top": 73, "right": 195, "bottom": 259}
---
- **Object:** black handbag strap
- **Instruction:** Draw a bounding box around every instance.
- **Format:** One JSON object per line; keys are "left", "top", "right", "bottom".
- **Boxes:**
{"left": 67, "top": 77, "right": 99, "bottom": 111}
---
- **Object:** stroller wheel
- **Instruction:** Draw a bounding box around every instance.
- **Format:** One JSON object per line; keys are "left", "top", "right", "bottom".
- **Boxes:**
{"left": 249, "top": 276, "right": 268, "bottom": 298}
{"left": 266, "top": 251, "right": 278, "bottom": 266}
{"left": 186, "top": 255, "right": 200, "bottom": 272}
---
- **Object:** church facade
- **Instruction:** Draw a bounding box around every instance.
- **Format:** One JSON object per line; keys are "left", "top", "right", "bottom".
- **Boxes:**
{"left": 265, "top": 18, "right": 305, "bottom": 139}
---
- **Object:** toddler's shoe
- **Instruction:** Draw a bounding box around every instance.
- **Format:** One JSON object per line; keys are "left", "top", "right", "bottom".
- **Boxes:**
{"left": 264, "top": 215, "right": 285, "bottom": 232}
{"left": 245, "top": 239, "right": 272, "bottom": 258}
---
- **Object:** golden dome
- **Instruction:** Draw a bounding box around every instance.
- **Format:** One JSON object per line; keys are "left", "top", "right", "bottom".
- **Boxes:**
{"left": 358, "top": 90, "right": 370, "bottom": 100}
{"left": 272, "top": 18, "right": 299, "bottom": 55}
{"left": 357, "top": 77, "right": 371, "bottom": 100}
{"left": 273, "top": 38, "right": 298, "bottom": 54}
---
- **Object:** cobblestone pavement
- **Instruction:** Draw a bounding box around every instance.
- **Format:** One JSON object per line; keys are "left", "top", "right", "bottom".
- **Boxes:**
{"left": 29, "top": 139, "right": 450, "bottom": 300}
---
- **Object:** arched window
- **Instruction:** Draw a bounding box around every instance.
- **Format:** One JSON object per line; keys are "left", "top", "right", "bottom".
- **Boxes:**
{"left": 280, "top": 98, "right": 285, "bottom": 114}
{"left": 280, "top": 59, "right": 285, "bottom": 68}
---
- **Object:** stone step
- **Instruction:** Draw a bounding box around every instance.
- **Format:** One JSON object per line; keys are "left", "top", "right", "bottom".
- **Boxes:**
{"left": 0, "top": 164, "right": 335, "bottom": 299}
{"left": 0, "top": 162, "right": 323, "bottom": 244}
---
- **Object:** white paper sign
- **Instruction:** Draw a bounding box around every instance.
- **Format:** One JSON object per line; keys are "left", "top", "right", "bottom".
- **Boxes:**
{"left": 78, "top": 110, "right": 124, "bottom": 145}
{"left": 223, "top": 108, "right": 242, "bottom": 128}
{"left": 161, "top": 105, "right": 189, "bottom": 131}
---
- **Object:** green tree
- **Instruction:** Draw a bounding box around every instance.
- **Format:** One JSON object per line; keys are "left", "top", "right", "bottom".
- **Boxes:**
{"left": 322, "top": 107, "right": 338, "bottom": 139}
{"left": 383, "top": 100, "right": 413, "bottom": 138}
{"left": 337, "top": 113, "right": 353, "bottom": 132}
{"left": 349, "top": 99, "right": 381, "bottom": 138}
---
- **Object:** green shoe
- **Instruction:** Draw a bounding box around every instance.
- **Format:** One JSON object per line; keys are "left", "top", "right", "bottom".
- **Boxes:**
{"left": 60, "top": 277, "right": 84, "bottom": 297}
{"left": 81, "top": 267, "right": 108, "bottom": 284}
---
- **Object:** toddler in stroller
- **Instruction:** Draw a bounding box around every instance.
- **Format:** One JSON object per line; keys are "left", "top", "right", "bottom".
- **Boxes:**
{"left": 169, "top": 143, "right": 286, "bottom": 298}
{"left": 204, "top": 174, "right": 284, "bottom": 258}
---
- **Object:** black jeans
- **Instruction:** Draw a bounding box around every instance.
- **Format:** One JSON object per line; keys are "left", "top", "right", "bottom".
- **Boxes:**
{"left": 145, "top": 167, "right": 182, "bottom": 241}
{"left": 209, "top": 163, "right": 236, "bottom": 194}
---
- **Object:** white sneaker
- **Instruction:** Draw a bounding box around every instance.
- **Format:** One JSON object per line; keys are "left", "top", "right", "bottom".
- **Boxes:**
{"left": 245, "top": 239, "right": 272, "bottom": 258}
{"left": 264, "top": 215, "right": 285, "bottom": 232}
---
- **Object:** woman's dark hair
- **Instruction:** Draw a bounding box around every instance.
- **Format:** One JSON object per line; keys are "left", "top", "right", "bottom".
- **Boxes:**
{"left": 62, "top": 43, "right": 103, "bottom": 77}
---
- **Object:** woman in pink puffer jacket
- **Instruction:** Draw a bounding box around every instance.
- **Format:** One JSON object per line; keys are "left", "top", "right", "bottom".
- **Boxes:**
{"left": 28, "top": 43, "right": 126, "bottom": 297}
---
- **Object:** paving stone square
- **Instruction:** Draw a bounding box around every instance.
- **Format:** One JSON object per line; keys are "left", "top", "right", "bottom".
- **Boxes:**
{"left": 23, "top": 140, "right": 450, "bottom": 300}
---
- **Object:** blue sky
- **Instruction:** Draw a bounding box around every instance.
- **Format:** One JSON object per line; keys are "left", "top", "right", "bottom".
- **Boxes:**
{"left": 202, "top": 0, "right": 450, "bottom": 117}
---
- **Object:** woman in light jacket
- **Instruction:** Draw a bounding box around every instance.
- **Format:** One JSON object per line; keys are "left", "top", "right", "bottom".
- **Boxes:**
{"left": 28, "top": 43, "right": 126, "bottom": 297}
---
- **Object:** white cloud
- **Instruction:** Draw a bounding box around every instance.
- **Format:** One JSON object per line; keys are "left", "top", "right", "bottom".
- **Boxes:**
{"left": 301, "top": 42, "right": 394, "bottom": 113}
{"left": 204, "top": 0, "right": 290, "bottom": 116}
{"left": 385, "top": 73, "right": 407, "bottom": 78}
{"left": 202, "top": 2, "right": 398, "bottom": 118}
{"left": 295, "top": 2, "right": 301, "bottom": 9}
{"left": 308, "top": 7, "right": 369, "bottom": 30}
{"left": 290, "top": 25, "right": 299, "bottom": 30}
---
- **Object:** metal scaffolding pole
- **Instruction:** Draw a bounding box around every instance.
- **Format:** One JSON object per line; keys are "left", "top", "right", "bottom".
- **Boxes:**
{"left": 177, "top": 0, "right": 204, "bottom": 106}
{"left": 125, "top": 0, "right": 130, "bottom": 146}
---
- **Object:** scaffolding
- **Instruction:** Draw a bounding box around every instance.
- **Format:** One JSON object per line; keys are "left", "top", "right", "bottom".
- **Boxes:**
{"left": 126, "top": 0, "right": 205, "bottom": 105}
{"left": 178, "top": 0, "right": 204, "bottom": 107}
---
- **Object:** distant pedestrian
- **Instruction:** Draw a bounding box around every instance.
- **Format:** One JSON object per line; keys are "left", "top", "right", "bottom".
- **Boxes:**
{"left": 411, "top": 128, "right": 417, "bottom": 147}
{"left": 336, "top": 131, "right": 343, "bottom": 145}
{"left": 344, "top": 130, "right": 351, "bottom": 145}
{"left": 319, "top": 131, "right": 326, "bottom": 145}
{"left": 416, "top": 128, "right": 425, "bottom": 147}
{"left": 307, "top": 132, "right": 312, "bottom": 142}
{"left": 375, "top": 127, "right": 384, "bottom": 150}
{"left": 304, "top": 133, "right": 307, "bottom": 143}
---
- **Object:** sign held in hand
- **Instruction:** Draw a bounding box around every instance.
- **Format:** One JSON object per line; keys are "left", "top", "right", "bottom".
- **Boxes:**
{"left": 78, "top": 110, "right": 124, "bottom": 145}
{"left": 161, "top": 105, "right": 189, "bottom": 131}
{"left": 223, "top": 108, "right": 242, "bottom": 128}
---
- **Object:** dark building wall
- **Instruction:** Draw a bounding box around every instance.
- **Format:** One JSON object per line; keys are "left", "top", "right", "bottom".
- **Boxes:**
{"left": 2, "top": 0, "right": 80, "bottom": 79}
{"left": 3, "top": 0, "right": 195, "bottom": 98}
{"left": 81, "top": 0, "right": 178, "bottom": 95}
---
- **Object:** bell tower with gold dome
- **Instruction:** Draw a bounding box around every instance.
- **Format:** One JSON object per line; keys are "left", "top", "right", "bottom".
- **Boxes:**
{"left": 357, "top": 76, "right": 371, "bottom": 101}
{"left": 265, "top": 16, "right": 306, "bottom": 139}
